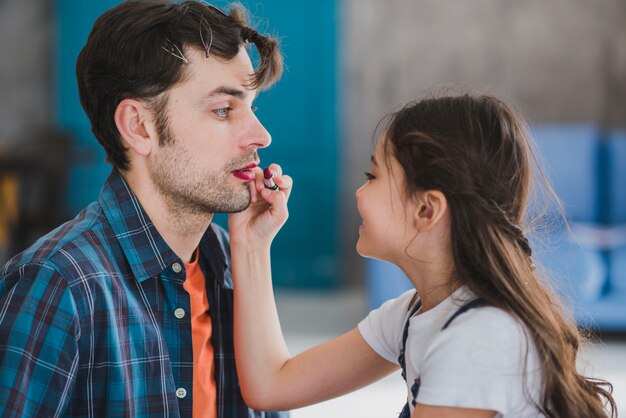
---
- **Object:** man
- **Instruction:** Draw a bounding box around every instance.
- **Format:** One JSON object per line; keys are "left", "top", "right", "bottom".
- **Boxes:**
{"left": 0, "top": 1, "right": 287, "bottom": 417}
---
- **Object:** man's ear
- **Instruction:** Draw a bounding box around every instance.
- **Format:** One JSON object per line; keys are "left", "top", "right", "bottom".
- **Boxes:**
{"left": 413, "top": 190, "right": 448, "bottom": 231}
{"left": 114, "top": 98, "right": 154, "bottom": 157}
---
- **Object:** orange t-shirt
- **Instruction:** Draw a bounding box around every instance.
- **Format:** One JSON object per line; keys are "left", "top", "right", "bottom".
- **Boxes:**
{"left": 183, "top": 250, "right": 217, "bottom": 418}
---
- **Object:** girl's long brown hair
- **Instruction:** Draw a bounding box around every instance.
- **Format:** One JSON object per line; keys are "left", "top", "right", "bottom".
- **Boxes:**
{"left": 383, "top": 94, "right": 616, "bottom": 417}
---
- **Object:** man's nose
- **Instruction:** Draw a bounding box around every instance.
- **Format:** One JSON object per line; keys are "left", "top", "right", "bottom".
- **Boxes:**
{"left": 244, "top": 113, "right": 272, "bottom": 149}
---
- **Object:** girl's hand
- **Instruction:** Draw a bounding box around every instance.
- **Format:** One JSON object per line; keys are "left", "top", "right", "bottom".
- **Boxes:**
{"left": 228, "top": 163, "right": 292, "bottom": 248}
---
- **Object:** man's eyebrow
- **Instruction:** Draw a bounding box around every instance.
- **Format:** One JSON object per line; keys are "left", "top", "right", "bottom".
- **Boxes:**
{"left": 202, "top": 86, "right": 258, "bottom": 101}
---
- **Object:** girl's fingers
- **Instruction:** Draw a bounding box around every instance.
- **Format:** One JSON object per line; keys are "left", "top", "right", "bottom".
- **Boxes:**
{"left": 248, "top": 180, "right": 258, "bottom": 203}
{"left": 273, "top": 174, "right": 292, "bottom": 189}
{"left": 260, "top": 187, "right": 289, "bottom": 220}
{"left": 273, "top": 175, "right": 293, "bottom": 200}
{"left": 251, "top": 167, "right": 265, "bottom": 192}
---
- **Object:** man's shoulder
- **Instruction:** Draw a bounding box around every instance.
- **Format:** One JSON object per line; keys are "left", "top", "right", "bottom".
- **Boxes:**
{"left": 2, "top": 201, "right": 112, "bottom": 283}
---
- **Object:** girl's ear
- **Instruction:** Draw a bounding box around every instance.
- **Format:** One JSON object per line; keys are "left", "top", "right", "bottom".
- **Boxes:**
{"left": 114, "top": 98, "right": 156, "bottom": 157}
{"left": 413, "top": 190, "right": 448, "bottom": 231}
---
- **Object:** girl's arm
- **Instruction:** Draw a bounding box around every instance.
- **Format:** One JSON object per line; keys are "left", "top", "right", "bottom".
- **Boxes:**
{"left": 229, "top": 167, "right": 397, "bottom": 411}
{"left": 231, "top": 243, "right": 398, "bottom": 411}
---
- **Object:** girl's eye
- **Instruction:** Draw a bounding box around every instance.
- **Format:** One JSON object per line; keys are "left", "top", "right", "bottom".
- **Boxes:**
{"left": 364, "top": 171, "right": 375, "bottom": 180}
{"left": 213, "top": 107, "right": 232, "bottom": 118}
{"left": 251, "top": 105, "right": 258, "bottom": 112}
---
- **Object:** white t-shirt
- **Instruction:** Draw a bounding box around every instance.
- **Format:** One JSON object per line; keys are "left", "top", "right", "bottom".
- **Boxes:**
{"left": 358, "top": 286, "right": 544, "bottom": 417}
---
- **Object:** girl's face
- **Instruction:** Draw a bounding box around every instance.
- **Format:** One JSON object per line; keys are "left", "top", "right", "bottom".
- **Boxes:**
{"left": 355, "top": 139, "right": 417, "bottom": 263}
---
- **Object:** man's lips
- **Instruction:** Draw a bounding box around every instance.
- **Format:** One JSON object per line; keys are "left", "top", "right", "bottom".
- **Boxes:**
{"left": 232, "top": 163, "right": 258, "bottom": 181}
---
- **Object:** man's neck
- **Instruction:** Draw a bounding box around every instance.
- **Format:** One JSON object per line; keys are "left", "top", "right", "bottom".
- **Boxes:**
{"left": 121, "top": 172, "right": 213, "bottom": 263}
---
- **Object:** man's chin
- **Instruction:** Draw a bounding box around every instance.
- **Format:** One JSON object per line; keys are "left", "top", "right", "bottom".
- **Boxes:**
{"left": 228, "top": 206, "right": 248, "bottom": 214}
{"left": 217, "top": 191, "right": 251, "bottom": 214}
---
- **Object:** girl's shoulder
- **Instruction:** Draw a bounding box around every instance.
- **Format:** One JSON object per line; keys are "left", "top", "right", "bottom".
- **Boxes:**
{"left": 371, "top": 289, "right": 419, "bottom": 322}
{"left": 431, "top": 303, "right": 538, "bottom": 365}
{"left": 444, "top": 287, "right": 528, "bottom": 338}
{"left": 417, "top": 304, "right": 544, "bottom": 416}
{"left": 357, "top": 289, "right": 418, "bottom": 363}
{"left": 448, "top": 303, "right": 526, "bottom": 336}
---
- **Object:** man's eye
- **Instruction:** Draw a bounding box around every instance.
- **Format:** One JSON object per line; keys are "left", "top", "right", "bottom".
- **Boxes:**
{"left": 251, "top": 105, "right": 258, "bottom": 112}
{"left": 213, "top": 107, "right": 231, "bottom": 118}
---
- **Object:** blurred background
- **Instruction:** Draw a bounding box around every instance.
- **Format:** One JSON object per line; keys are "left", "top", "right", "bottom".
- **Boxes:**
{"left": 0, "top": 0, "right": 625, "bottom": 415}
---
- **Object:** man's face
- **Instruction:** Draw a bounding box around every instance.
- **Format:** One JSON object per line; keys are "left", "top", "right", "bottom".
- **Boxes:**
{"left": 148, "top": 47, "right": 270, "bottom": 215}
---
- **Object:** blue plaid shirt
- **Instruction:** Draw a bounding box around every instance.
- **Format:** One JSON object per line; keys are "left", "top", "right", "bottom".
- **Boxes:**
{"left": 0, "top": 170, "right": 288, "bottom": 418}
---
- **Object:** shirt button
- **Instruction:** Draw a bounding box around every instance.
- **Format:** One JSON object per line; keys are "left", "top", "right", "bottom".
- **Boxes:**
{"left": 174, "top": 308, "right": 186, "bottom": 319}
{"left": 172, "top": 262, "right": 182, "bottom": 273}
{"left": 176, "top": 387, "right": 187, "bottom": 399}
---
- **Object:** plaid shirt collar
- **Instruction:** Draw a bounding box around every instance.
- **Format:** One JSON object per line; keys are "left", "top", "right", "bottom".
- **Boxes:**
{"left": 97, "top": 170, "right": 232, "bottom": 288}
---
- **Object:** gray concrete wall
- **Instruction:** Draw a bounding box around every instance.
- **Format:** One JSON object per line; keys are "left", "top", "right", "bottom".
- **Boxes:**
{"left": 0, "top": 0, "right": 53, "bottom": 143}
{"left": 339, "top": 0, "right": 626, "bottom": 285}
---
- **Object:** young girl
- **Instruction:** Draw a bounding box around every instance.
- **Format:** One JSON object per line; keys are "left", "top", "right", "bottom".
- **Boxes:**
{"left": 227, "top": 94, "right": 616, "bottom": 417}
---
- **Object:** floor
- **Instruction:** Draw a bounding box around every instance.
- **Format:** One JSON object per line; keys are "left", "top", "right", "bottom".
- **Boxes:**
{"left": 274, "top": 289, "right": 626, "bottom": 417}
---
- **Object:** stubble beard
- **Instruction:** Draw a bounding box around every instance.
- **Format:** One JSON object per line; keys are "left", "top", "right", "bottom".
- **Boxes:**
{"left": 149, "top": 113, "right": 254, "bottom": 217}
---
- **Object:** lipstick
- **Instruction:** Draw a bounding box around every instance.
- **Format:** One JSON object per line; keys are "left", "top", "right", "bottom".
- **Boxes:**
{"left": 263, "top": 168, "right": 279, "bottom": 190}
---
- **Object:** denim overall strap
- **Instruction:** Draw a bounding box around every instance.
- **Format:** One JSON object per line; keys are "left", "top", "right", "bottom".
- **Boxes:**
{"left": 399, "top": 296, "right": 421, "bottom": 382}
{"left": 397, "top": 298, "right": 486, "bottom": 418}
{"left": 398, "top": 296, "right": 421, "bottom": 418}
{"left": 441, "top": 298, "right": 487, "bottom": 330}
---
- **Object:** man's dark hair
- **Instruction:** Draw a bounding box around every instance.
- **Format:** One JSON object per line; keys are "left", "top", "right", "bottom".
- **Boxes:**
{"left": 76, "top": 0, "right": 283, "bottom": 171}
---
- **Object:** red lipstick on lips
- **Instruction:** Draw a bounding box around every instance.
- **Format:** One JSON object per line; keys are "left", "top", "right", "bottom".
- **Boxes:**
{"left": 232, "top": 163, "right": 258, "bottom": 181}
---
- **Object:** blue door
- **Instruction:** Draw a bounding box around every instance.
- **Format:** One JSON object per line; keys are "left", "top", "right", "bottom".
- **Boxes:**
{"left": 55, "top": 0, "right": 339, "bottom": 288}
